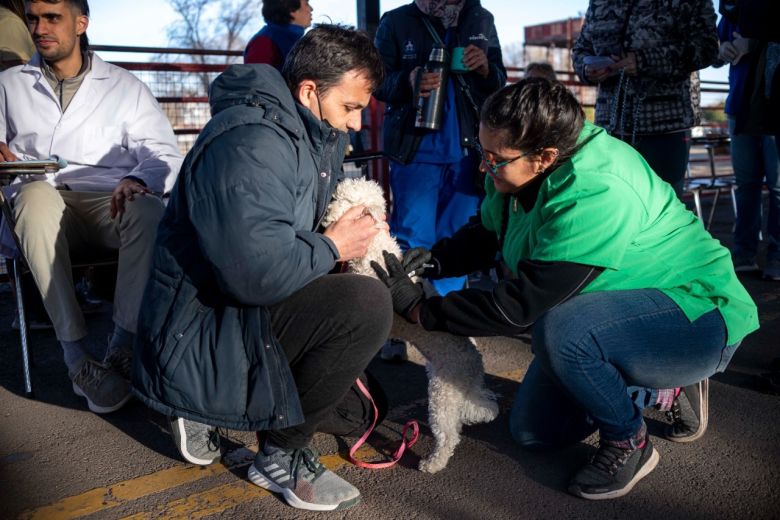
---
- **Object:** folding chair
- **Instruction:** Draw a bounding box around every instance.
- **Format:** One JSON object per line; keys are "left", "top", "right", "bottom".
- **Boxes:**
{"left": 0, "top": 160, "right": 63, "bottom": 396}
{"left": 1, "top": 159, "right": 117, "bottom": 396}
{"left": 685, "top": 135, "right": 737, "bottom": 230}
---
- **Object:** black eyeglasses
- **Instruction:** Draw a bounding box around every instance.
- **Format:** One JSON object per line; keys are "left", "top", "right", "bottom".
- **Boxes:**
{"left": 475, "top": 143, "right": 532, "bottom": 176}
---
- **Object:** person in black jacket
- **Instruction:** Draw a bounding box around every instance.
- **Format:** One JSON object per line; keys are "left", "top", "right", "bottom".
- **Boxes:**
{"left": 373, "top": 0, "right": 505, "bottom": 297}
{"left": 132, "top": 25, "right": 390, "bottom": 512}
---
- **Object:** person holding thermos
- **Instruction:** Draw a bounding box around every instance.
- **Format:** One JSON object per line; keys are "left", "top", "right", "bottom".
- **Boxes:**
{"left": 374, "top": 0, "right": 505, "bottom": 360}
{"left": 375, "top": 1, "right": 503, "bottom": 277}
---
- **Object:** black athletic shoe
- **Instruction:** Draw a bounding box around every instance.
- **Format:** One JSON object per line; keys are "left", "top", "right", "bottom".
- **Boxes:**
{"left": 665, "top": 379, "right": 709, "bottom": 442}
{"left": 568, "top": 437, "right": 659, "bottom": 500}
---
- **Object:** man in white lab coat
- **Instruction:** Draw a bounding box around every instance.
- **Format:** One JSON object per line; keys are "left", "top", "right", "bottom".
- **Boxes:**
{"left": 0, "top": 0, "right": 182, "bottom": 413}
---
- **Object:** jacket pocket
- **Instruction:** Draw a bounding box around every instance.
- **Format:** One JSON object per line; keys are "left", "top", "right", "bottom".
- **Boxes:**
{"left": 138, "top": 269, "right": 180, "bottom": 344}
{"left": 157, "top": 295, "right": 207, "bottom": 375}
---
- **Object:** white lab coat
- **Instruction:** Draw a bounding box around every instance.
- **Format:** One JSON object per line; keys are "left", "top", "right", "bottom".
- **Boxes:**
{"left": 0, "top": 52, "right": 183, "bottom": 257}
{"left": 0, "top": 52, "right": 182, "bottom": 195}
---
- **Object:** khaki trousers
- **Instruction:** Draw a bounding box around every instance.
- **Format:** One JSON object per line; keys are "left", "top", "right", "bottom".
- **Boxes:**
{"left": 13, "top": 182, "right": 164, "bottom": 341}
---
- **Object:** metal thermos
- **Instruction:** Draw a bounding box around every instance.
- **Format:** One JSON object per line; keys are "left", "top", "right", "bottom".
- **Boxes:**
{"left": 414, "top": 45, "right": 449, "bottom": 130}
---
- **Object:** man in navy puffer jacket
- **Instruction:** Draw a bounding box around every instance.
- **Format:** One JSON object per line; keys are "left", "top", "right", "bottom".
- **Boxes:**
{"left": 133, "top": 25, "right": 391, "bottom": 512}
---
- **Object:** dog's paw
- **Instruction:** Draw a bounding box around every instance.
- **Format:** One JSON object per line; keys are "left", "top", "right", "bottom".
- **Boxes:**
{"left": 419, "top": 455, "right": 448, "bottom": 474}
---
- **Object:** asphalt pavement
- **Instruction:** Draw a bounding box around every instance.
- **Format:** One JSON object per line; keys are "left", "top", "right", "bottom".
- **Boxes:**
{"left": 1, "top": 197, "right": 779, "bottom": 520}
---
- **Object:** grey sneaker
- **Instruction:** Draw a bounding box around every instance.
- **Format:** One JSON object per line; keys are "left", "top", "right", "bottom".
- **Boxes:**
{"left": 103, "top": 346, "right": 132, "bottom": 381}
{"left": 763, "top": 258, "right": 780, "bottom": 281}
{"left": 169, "top": 416, "right": 221, "bottom": 466}
{"left": 665, "top": 379, "right": 709, "bottom": 442}
{"left": 248, "top": 443, "right": 361, "bottom": 511}
{"left": 733, "top": 254, "right": 759, "bottom": 272}
{"left": 70, "top": 359, "right": 132, "bottom": 414}
{"left": 380, "top": 338, "right": 408, "bottom": 362}
{"left": 568, "top": 437, "right": 659, "bottom": 500}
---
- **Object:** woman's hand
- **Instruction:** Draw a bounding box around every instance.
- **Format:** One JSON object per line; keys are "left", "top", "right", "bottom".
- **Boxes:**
{"left": 607, "top": 52, "right": 637, "bottom": 76}
{"left": 401, "top": 247, "right": 437, "bottom": 277}
{"left": 371, "top": 250, "right": 425, "bottom": 322}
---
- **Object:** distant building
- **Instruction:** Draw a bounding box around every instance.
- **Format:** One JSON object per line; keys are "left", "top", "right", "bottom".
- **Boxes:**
{"left": 521, "top": 17, "right": 595, "bottom": 108}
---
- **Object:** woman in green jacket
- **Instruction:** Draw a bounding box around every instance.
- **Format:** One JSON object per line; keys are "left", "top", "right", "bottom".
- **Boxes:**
{"left": 373, "top": 78, "right": 759, "bottom": 500}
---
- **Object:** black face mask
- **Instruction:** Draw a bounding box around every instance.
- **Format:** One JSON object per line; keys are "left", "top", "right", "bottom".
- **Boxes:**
{"left": 718, "top": 0, "right": 739, "bottom": 23}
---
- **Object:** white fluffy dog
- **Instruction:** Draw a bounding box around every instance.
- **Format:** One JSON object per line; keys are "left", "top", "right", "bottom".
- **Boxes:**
{"left": 322, "top": 178, "right": 499, "bottom": 473}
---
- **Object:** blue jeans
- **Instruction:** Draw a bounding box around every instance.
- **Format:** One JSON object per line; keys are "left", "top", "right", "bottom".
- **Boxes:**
{"left": 389, "top": 155, "right": 481, "bottom": 295}
{"left": 729, "top": 117, "right": 780, "bottom": 260}
{"left": 510, "top": 289, "right": 737, "bottom": 447}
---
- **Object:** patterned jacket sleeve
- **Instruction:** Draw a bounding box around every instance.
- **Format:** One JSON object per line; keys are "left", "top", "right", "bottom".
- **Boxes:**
{"left": 571, "top": 2, "right": 597, "bottom": 85}
{"left": 634, "top": 0, "right": 719, "bottom": 80}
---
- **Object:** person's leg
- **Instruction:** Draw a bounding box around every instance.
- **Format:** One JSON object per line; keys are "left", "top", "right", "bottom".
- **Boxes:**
{"left": 265, "top": 273, "right": 393, "bottom": 447}
{"left": 509, "top": 359, "right": 597, "bottom": 450}
{"left": 534, "top": 289, "right": 728, "bottom": 441}
{"left": 13, "top": 183, "right": 88, "bottom": 342}
{"left": 532, "top": 289, "right": 730, "bottom": 499}
{"left": 631, "top": 130, "right": 690, "bottom": 200}
{"left": 389, "top": 160, "right": 441, "bottom": 253}
{"left": 74, "top": 192, "right": 165, "bottom": 339}
{"left": 761, "top": 134, "right": 780, "bottom": 278}
{"left": 13, "top": 185, "right": 129, "bottom": 413}
{"left": 384, "top": 160, "right": 444, "bottom": 360}
{"left": 729, "top": 117, "right": 766, "bottom": 268}
{"left": 249, "top": 273, "right": 392, "bottom": 511}
{"left": 432, "top": 155, "right": 481, "bottom": 295}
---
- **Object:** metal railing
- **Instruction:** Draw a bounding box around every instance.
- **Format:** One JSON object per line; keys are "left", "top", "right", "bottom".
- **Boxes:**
{"left": 91, "top": 45, "right": 731, "bottom": 194}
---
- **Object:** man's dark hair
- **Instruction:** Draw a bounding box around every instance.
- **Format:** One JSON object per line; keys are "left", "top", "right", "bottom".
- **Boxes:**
{"left": 282, "top": 24, "right": 384, "bottom": 96}
{"left": 481, "top": 78, "right": 584, "bottom": 164}
{"left": 262, "top": 0, "right": 300, "bottom": 25}
{"left": 27, "top": 0, "right": 90, "bottom": 49}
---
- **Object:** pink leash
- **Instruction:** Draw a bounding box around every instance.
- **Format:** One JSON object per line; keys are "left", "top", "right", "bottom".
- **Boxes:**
{"left": 348, "top": 377, "right": 419, "bottom": 469}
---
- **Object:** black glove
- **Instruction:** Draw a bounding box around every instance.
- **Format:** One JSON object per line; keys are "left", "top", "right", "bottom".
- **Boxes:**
{"left": 402, "top": 247, "right": 440, "bottom": 278}
{"left": 371, "top": 250, "right": 425, "bottom": 321}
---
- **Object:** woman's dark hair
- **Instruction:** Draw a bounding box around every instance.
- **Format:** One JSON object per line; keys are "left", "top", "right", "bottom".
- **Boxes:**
{"left": 481, "top": 78, "right": 584, "bottom": 164}
{"left": 262, "top": 0, "right": 300, "bottom": 25}
{"left": 282, "top": 24, "right": 384, "bottom": 95}
{"left": 26, "top": 0, "right": 90, "bottom": 49}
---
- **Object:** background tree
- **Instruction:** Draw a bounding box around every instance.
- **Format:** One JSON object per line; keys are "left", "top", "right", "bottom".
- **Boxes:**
{"left": 166, "top": 0, "right": 260, "bottom": 91}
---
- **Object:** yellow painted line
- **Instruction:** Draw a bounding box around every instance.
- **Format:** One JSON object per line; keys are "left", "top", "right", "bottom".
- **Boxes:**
{"left": 118, "top": 446, "right": 377, "bottom": 520}
{"left": 18, "top": 447, "right": 256, "bottom": 520}
{"left": 120, "top": 481, "right": 269, "bottom": 520}
{"left": 493, "top": 368, "right": 527, "bottom": 382}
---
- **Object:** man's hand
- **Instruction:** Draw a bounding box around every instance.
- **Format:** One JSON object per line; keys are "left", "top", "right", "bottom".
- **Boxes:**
{"left": 323, "top": 205, "right": 385, "bottom": 261}
{"left": 462, "top": 44, "right": 489, "bottom": 77}
{"left": 720, "top": 32, "right": 756, "bottom": 66}
{"left": 410, "top": 66, "right": 442, "bottom": 98}
{"left": 0, "top": 142, "right": 18, "bottom": 162}
{"left": 111, "top": 178, "right": 152, "bottom": 218}
{"left": 371, "top": 250, "right": 425, "bottom": 321}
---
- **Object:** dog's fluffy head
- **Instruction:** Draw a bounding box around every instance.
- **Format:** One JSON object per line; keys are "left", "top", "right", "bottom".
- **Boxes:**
{"left": 322, "top": 178, "right": 387, "bottom": 227}
{"left": 323, "top": 178, "right": 402, "bottom": 278}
